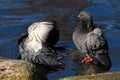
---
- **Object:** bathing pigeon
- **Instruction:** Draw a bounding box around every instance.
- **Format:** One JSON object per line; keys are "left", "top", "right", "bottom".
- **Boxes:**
{"left": 18, "top": 21, "right": 64, "bottom": 70}
{"left": 72, "top": 11, "right": 111, "bottom": 71}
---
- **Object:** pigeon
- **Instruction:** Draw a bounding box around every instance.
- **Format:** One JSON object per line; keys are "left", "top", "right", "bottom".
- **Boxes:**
{"left": 72, "top": 11, "right": 111, "bottom": 71}
{"left": 18, "top": 21, "right": 65, "bottom": 71}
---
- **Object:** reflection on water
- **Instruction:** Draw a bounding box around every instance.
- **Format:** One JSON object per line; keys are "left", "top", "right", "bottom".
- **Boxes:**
{"left": 0, "top": 0, "right": 120, "bottom": 79}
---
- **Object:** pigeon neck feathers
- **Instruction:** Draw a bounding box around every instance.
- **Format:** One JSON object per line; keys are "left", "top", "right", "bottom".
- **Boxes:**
{"left": 77, "top": 11, "right": 94, "bottom": 33}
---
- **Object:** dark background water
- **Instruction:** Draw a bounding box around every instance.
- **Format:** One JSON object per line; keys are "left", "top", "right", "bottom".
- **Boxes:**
{"left": 0, "top": 0, "right": 120, "bottom": 80}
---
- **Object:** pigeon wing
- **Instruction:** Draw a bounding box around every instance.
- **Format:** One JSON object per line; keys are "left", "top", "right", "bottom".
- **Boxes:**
{"left": 85, "top": 28, "right": 111, "bottom": 70}
{"left": 33, "top": 47, "right": 65, "bottom": 71}
{"left": 85, "top": 28, "right": 108, "bottom": 55}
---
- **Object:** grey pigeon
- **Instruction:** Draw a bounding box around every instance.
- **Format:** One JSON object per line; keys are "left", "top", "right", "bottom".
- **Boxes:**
{"left": 18, "top": 21, "right": 64, "bottom": 71}
{"left": 72, "top": 11, "right": 111, "bottom": 71}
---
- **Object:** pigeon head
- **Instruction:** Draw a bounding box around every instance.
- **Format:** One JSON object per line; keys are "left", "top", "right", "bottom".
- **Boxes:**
{"left": 77, "top": 11, "right": 94, "bottom": 32}
{"left": 78, "top": 11, "right": 92, "bottom": 21}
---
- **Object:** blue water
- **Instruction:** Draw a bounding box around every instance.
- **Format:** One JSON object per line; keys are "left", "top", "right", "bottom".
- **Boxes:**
{"left": 0, "top": 0, "right": 120, "bottom": 80}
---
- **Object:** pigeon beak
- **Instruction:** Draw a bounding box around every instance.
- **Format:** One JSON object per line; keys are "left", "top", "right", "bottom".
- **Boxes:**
{"left": 77, "top": 14, "right": 80, "bottom": 18}
{"left": 77, "top": 15, "right": 83, "bottom": 20}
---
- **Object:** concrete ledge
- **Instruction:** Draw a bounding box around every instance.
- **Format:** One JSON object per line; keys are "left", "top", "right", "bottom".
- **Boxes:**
{"left": 59, "top": 71, "right": 120, "bottom": 80}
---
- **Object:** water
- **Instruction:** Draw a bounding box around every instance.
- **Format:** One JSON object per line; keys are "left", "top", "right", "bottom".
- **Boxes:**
{"left": 0, "top": 0, "right": 120, "bottom": 79}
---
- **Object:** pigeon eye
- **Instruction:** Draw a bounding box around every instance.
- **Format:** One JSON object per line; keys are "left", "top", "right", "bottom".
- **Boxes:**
{"left": 80, "top": 14, "right": 84, "bottom": 18}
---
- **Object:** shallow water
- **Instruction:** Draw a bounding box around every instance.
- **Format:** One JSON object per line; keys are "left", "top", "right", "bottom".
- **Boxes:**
{"left": 0, "top": 0, "right": 120, "bottom": 80}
